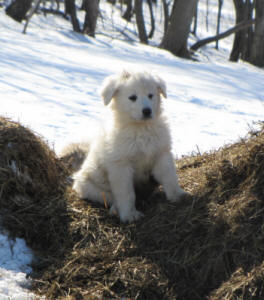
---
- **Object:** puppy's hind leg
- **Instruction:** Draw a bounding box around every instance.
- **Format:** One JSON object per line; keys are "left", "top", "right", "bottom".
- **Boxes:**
{"left": 73, "top": 171, "right": 112, "bottom": 205}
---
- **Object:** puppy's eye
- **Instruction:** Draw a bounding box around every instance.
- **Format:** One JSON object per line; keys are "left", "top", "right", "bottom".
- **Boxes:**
{"left": 148, "top": 94, "right": 153, "bottom": 99}
{"left": 129, "top": 95, "right": 137, "bottom": 102}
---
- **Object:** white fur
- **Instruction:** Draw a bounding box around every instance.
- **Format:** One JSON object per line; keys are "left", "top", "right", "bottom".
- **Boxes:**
{"left": 72, "top": 70, "right": 187, "bottom": 222}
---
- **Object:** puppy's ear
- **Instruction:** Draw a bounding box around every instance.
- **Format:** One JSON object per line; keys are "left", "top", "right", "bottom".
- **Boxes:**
{"left": 120, "top": 70, "right": 132, "bottom": 80}
{"left": 100, "top": 75, "right": 119, "bottom": 106}
{"left": 101, "top": 71, "right": 132, "bottom": 105}
{"left": 155, "top": 75, "right": 167, "bottom": 99}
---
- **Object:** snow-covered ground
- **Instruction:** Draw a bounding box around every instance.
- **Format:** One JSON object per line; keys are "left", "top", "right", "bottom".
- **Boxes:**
{"left": 0, "top": 232, "right": 35, "bottom": 299}
{"left": 0, "top": 0, "right": 263, "bottom": 298}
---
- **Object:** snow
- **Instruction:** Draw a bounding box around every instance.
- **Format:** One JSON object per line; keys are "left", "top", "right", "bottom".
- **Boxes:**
{"left": 0, "top": 232, "right": 35, "bottom": 299}
{"left": 0, "top": 0, "right": 263, "bottom": 298}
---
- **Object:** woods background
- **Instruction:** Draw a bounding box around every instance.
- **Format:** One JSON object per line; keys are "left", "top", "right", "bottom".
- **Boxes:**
{"left": 2, "top": 0, "right": 264, "bottom": 67}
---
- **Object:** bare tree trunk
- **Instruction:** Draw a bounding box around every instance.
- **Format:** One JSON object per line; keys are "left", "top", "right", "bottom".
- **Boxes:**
{"left": 249, "top": 0, "right": 264, "bottom": 66}
{"left": 206, "top": 0, "right": 209, "bottom": 31}
{"left": 216, "top": 0, "right": 223, "bottom": 49}
{"left": 147, "top": 0, "right": 155, "bottom": 38}
{"left": 82, "top": 0, "right": 99, "bottom": 37}
{"left": 161, "top": 0, "right": 169, "bottom": 34}
{"left": 230, "top": 0, "right": 255, "bottom": 62}
{"left": 6, "top": 0, "right": 33, "bottom": 22}
{"left": 230, "top": 0, "right": 247, "bottom": 61}
{"left": 64, "top": 0, "right": 81, "bottom": 33}
{"left": 122, "top": 0, "right": 133, "bottom": 21}
{"left": 23, "top": 0, "right": 42, "bottom": 34}
{"left": 243, "top": 0, "right": 254, "bottom": 61}
{"left": 81, "top": 0, "right": 85, "bottom": 10}
{"left": 135, "top": 0, "right": 148, "bottom": 44}
{"left": 192, "top": 0, "right": 198, "bottom": 36}
{"left": 161, "top": 0, "right": 198, "bottom": 58}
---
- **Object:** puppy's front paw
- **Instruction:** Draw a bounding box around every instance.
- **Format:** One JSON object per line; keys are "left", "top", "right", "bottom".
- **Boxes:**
{"left": 110, "top": 205, "right": 144, "bottom": 223}
{"left": 169, "top": 189, "right": 192, "bottom": 203}
{"left": 120, "top": 209, "right": 144, "bottom": 223}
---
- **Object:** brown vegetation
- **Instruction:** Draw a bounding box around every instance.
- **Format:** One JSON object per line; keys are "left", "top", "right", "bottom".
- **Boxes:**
{"left": 0, "top": 117, "right": 264, "bottom": 299}
{"left": 0, "top": 117, "right": 72, "bottom": 253}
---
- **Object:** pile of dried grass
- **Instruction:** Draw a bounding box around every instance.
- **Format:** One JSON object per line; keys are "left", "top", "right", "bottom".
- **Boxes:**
{"left": 1, "top": 117, "right": 264, "bottom": 299}
{"left": 0, "top": 117, "right": 72, "bottom": 254}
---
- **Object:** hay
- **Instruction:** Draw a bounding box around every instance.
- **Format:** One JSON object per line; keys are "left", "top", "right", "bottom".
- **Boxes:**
{"left": 0, "top": 117, "right": 72, "bottom": 253}
{"left": 1, "top": 117, "right": 264, "bottom": 299}
{"left": 210, "top": 262, "right": 264, "bottom": 300}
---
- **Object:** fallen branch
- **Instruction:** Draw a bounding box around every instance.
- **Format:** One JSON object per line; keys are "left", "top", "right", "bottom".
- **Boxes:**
{"left": 191, "top": 19, "right": 255, "bottom": 51}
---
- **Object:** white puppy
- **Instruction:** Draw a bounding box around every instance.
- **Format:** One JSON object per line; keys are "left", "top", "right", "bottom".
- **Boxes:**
{"left": 63, "top": 70, "right": 187, "bottom": 222}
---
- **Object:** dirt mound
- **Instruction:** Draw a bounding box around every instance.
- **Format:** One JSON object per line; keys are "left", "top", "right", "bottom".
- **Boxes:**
{"left": 1, "top": 117, "right": 264, "bottom": 299}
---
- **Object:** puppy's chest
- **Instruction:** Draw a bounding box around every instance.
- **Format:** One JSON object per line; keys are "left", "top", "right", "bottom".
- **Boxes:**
{"left": 126, "top": 130, "right": 161, "bottom": 159}
{"left": 107, "top": 124, "right": 169, "bottom": 163}
{"left": 125, "top": 133, "right": 158, "bottom": 180}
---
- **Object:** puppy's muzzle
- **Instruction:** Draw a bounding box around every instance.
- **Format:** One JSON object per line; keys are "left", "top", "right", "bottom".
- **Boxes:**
{"left": 142, "top": 107, "right": 152, "bottom": 119}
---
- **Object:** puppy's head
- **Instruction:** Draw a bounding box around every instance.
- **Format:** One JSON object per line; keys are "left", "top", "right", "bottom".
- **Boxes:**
{"left": 100, "top": 70, "right": 167, "bottom": 122}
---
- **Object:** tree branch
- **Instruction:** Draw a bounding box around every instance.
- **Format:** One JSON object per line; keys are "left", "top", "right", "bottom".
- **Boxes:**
{"left": 191, "top": 19, "right": 256, "bottom": 51}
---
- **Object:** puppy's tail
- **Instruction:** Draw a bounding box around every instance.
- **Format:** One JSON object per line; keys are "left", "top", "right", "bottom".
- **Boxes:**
{"left": 59, "top": 142, "right": 90, "bottom": 173}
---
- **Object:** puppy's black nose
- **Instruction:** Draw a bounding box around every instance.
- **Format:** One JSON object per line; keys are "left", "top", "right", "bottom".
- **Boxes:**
{"left": 142, "top": 107, "right": 152, "bottom": 118}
